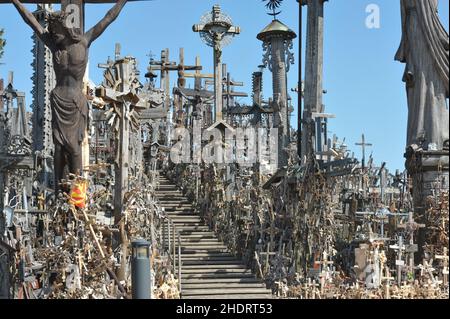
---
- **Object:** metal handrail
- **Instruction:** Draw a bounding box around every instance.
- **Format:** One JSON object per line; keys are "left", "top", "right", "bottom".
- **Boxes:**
{"left": 161, "top": 217, "right": 182, "bottom": 296}
{"left": 155, "top": 171, "right": 183, "bottom": 297}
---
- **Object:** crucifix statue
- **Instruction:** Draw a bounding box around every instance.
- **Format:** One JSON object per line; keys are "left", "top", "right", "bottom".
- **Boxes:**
{"left": 11, "top": 0, "right": 128, "bottom": 191}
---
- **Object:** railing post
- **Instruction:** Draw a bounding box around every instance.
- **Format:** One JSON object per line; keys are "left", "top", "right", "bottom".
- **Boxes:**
{"left": 178, "top": 232, "right": 182, "bottom": 294}
{"left": 162, "top": 220, "right": 166, "bottom": 254}
{"left": 172, "top": 222, "right": 176, "bottom": 267}
{"left": 167, "top": 219, "right": 171, "bottom": 257}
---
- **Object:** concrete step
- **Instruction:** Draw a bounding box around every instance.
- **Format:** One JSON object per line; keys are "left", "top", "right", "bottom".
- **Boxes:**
{"left": 181, "top": 245, "right": 227, "bottom": 250}
{"left": 167, "top": 213, "right": 199, "bottom": 217}
{"left": 172, "top": 220, "right": 202, "bottom": 224}
{"left": 181, "top": 277, "right": 262, "bottom": 284}
{"left": 182, "top": 288, "right": 272, "bottom": 296}
{"left": 158, "top": 200, "right": 191, "bottom": 204}
{"left": 181, "top": 268, "right": 251, "bottom": 274}
{"left": 180, "top": 240, "right": 223, "bottom": 245}
{"left": 179, "top": 234, "right": 216, "bottom": 239}
{"left": 182, "top": 259, "right": 243, "bottom": 266}
{"left": 183, "top": 264, "right": 247, "bottom": 270}
{"left": 178, "top": 226, "right": 210, "bottom": 231}
{"left": 168, "top": 215, "right": 201, "bottom": 219}
{"left": 182, "top": 282, "right": 266, "bottom": 289}
{"left": 181, "top": 273, "right": 255, "bottom": 279}
{"left": 165, "top": 208, "right": 195, "bottom": 213}
{"left": 181, "top": 249, "right": 229, "bottom": 254}
{"left": 181, "top": 254, "right": 236, "bottom": 260}
{"left": 163, "top": 206, "right": 193, "bottom": 210}
{"left": 184, "top": 294, "right": 273, "bottom": 299}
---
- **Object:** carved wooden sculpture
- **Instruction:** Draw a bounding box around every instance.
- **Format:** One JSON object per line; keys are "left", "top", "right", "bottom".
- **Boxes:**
{"left": 11, "top": 0, "right": 128, "bottom": 190}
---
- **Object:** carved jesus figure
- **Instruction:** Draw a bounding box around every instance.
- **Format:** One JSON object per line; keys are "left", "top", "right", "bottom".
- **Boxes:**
{"left": 395, "top": 0, "right": 449, "bottom": 151}
{"left": 12, "top": 0, "right": 128, "bottom": 190}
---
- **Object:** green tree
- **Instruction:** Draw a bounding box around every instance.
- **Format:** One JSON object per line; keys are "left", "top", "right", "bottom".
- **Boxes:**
{"left": 0, "top": 28, "right": 6, "bottom": 61}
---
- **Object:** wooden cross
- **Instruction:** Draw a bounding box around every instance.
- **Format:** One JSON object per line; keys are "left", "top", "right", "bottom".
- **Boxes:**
{"left": 355, "top": 134, "right": 372, "bottom": 169}
{"left": 205, "top": 64, "right": 248, "bottom": 113}
{"left": 182, "top": 56, "right": 213, "bottom": 90}
{"left": 96, "top": 51, "right": 146, "bottom": 222}
{"left": 435, "top": 247, "right": 449, "bottom": 286}
{"left": 147, "top": 48, "right": 176, "bottom": 110}
{"left": 148, "top": 48, "right": 200, "bottom": 111}
{"left": 314, "top": 250, "right": 334, "bottom": 293}
{"left": 397, "top": 211, "right": 425, "bottom": 276}
{"left": 418, "top": 259, "right": 437, "bottom": 284}
{"left": 311, "top": 111, "right": 335, "bottom": 157}
{"left": 389, "top": 235, "right": 406, "bottom": 286}
{"left": 193, "top": 5, "right": 240, "bottom": 122}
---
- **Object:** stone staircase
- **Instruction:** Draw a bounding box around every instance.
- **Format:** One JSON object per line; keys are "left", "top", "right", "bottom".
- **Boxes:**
{"left": 156, "top": 174, "right": 272, "bottom": 299}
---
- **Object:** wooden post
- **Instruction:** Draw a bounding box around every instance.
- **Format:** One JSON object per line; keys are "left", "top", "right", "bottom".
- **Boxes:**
{"left": 114, "top": 101, "right": 130, "bottom": 223}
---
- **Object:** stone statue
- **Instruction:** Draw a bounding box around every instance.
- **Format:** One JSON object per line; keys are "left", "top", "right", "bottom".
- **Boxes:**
{"left": 12, "top": 0, "right": 128, "bottom": 190}
{"left": 395, "top": 0, "right": 449, "bottom": 151}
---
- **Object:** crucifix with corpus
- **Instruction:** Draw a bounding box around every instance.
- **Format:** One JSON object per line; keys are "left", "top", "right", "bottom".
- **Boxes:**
{"left": 193, "top": 5, "right": 240, "bottom": 126}
{"left": 6, "top": 0, "right": 144, "bottom": 192}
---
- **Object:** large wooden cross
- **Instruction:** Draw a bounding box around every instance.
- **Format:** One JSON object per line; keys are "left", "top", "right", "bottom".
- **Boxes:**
{"left": 355, "top": 134, "right": 372, "bottom": 169}
{"left": 148, "top": 48, "right": 201, "bottom": 112}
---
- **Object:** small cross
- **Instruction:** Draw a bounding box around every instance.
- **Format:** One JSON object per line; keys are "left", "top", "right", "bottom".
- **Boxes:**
{"left": 390, "top": 236, "right": 406, "bottom": 286}
{"left": 355, "top": 134, "right": 372, "bottom": 169}
{"left": 436, "top": 247, "right": 449, "bottom": 286}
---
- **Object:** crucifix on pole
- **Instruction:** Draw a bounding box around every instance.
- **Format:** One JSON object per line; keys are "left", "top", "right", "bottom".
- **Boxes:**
{"left": 193, "top": 5, "right": 240, "bottom": 124}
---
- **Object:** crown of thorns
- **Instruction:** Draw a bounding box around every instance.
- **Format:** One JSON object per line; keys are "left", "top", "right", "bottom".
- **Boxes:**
{"left": 46, "top": 11, "right": 69, "bottom": 24}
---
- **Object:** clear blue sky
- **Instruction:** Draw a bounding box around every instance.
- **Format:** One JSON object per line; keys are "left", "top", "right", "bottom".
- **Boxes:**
{"left": 0, "top": 0, "right": 448, "bottom": 171}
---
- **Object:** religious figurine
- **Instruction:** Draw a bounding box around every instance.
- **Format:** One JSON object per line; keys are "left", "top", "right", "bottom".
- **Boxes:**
{"left": 12, "top": 0, "right": 128, "bottom": 191}
{"left": 395, "top": 0, "right": 449, "bottom": 151}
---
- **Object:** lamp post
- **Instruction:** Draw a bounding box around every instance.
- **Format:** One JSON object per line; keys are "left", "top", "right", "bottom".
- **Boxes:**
{"left": 131, "top": 239, "right": 151, "bottom": 299}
